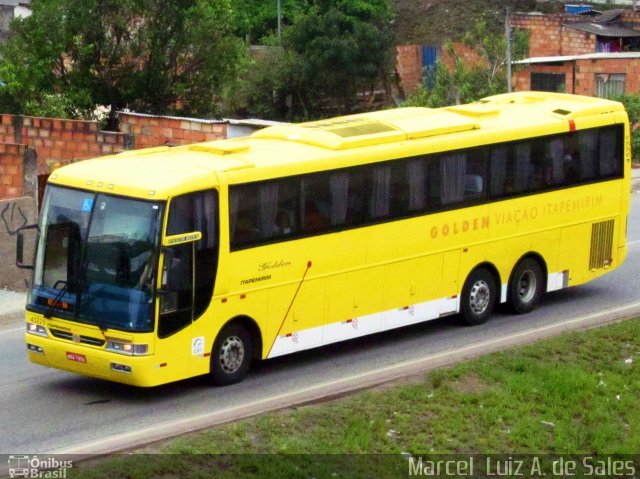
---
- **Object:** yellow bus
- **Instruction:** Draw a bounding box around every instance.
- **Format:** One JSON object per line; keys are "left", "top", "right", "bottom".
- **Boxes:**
{"left": 18, "top": 91, "right": 630, "bottom": 387}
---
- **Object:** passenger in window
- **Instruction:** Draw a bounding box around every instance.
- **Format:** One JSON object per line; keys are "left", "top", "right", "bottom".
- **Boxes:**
{"left": 563, "top": 154, "right": 580, "bottom": 183}
{"left": 503, "top": 178, "right": 515, "bottom": 194}
{"left": 234, "top": 213, "right": 259, "bottom": 244}
{"left": 530, "top": 168, "right": 546, "bottom": 190}
{"left": 304, "top": 202, "right": 329, "bottom": 232}
{"left": 390, "top": 182, "right": 409, "bottom": 216}
{"left": 345, "top": 188, "right": 364, "bottom": 225}
{"left": 274, "top": 210, "right": 293, "bottom": 235}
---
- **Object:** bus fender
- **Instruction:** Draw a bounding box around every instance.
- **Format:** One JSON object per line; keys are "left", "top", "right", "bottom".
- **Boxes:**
{"left": 217, "top": 315, "right": 264, "bottom": 360}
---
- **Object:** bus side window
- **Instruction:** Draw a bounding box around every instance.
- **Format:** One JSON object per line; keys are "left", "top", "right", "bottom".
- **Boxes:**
{"left": 328, "top": 170, "right": 351, "bottom": 227}
{"left": 406, "top": 158, "right": 427, "bottom": 212}
{"left": 598, "top": 127, "right": 622, "bottom": 177}
{"left": 577, "top": 129, "right": 598, "bottom": 182}
{"left": 464, "top": 174, "right": 483, "bottom": 198}
{"left": 273, "top": 178, "right": 299, "bottom": 236}
{"left": 439, "top": 153, "right": 466, "bottom": 205}
{"left": 489, "top": 145, "right": 509, "bottom": 197}
{"left": 368, "top": 164, "right": 392, "bottom": 219}
{"left": 301, "top": 174, "right": 330, "bottom": 232}
{"left": 234, "top": 211, "right": 259, "bottom": 245}
{"left": 464, "top": 150, "right": 487, "bottom": 201}
{"left": 512, "top": 142, "right": 532, "bottom": 193}
{"left": 345, "top": 169, "right": 365, "bottom": 225}
{"left": 230, "top": 185, "right": 259, "bottom": 247}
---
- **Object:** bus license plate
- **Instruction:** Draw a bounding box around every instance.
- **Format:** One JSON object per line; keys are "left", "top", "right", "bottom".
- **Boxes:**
{"left": 66, "top": 352, "right": 87, "bottom": 363}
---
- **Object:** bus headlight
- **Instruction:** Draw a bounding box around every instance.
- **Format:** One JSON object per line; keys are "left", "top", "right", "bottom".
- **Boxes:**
{"left": 106, "top": 340, "right": 149, "bottom": 356}
{"left": 26, "top": 322, "right": 48, "bottom": 337}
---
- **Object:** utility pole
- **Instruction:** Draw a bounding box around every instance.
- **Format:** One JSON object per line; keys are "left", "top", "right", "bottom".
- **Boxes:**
{"left": 505, "top": 8, "right": 512, "bottom": 93}
{"left": 277, "top": 0, "right": 282, "bottom": 44}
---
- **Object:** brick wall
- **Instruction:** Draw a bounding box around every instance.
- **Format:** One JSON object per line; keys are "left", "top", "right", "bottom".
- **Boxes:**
{"left": 0, "top": 113, "right": 229, "bottom": 200}
{"left": 439, "top": 42, "right": 485, "bottom": 71}
{"left": 395, "top": 43, "right": 485, "bottom": 98}
{"left": 511, "top": 13, "right": 567, "bottom": 57}
{"left": 0, "top": 114, "right": 128, "bottom": 176}
{"left": 515, "top": 57, "right": 640, "bottom": 96}
{"left": 575, "top": 57, "right": 640, "bottom": 95}
{"left": 0, "top": 142, "right": 25, "bottom": 198}
{"left": 396, "top": 45, "right": 423, "bottom": 98}
{"left": 513, "top": 63, "right": 574, "bottom": 92}
{"left": 119, "top": 113, "right": 227, "bottom": 149}
{"left": 510, "top": 12, "right": 597, "bottom": 57}
{"left": 560, "top": 27, "right": 595, "bottom": 56}
{"left": 511, "top": 10, "right": 640, "bottom": 59}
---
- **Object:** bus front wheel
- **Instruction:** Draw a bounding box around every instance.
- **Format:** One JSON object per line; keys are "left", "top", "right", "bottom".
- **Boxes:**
{"left": 509, "top": 258, "right": 544, "bottom": 314}
{"left": 209, "top": 322, "right": 253, "bottom": 386}
{"left": 460, "top": 268, "right": 496, "bottom": 326}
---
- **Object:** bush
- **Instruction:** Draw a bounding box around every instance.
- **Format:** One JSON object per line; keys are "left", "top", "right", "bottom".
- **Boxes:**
{"left": 612, "top": 94, "right": 640, "bottom": 163}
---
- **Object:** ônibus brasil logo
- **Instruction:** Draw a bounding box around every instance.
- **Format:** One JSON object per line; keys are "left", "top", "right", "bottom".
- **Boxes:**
{"left": 8, "top": 455, "right": 73, "bottom": 478}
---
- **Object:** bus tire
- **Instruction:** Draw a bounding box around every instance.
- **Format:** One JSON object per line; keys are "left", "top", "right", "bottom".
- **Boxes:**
{"left": 209, "top": 322, "right": 253, "bottom": 386}
{"left": 460, "top": 268, "right": 496, "bottom": 326}
{"left": 509, "top": 258, "right": 544, "bottom": 314}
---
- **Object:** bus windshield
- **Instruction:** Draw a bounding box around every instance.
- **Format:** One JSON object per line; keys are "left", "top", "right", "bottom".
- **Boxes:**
{"left": 29, "top": 186, "right": 164, "bottom": 332}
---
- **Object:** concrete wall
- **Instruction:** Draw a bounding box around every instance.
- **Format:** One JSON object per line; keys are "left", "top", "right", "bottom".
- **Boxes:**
{"left": 0, "top": 196, "right": 37, "bottom": 291}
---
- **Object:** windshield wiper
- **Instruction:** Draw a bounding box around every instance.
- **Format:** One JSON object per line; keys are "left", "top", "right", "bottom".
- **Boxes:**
{"left": 44, "top": 280, "right": 73, "bottom": 319}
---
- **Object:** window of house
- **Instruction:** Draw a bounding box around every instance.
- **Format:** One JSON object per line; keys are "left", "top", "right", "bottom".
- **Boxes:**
{"left": 531, "top": 72, "right": 566, "bottom": 92}
{"left": 595, "top": 74, "right": 625, "bottom": 98}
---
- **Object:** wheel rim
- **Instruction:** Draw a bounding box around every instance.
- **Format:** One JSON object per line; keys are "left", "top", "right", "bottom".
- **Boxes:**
{"left": 219, "top": 335, "right": 245, "bottom": 374}
{"left": 469, "top": 280, "right": 491, "bottom": 315}
{"left": 517, "top": 269, "right": 537, "bottom": 304}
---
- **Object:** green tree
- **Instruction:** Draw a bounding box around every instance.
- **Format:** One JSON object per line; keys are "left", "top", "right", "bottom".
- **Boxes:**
{"left": 231, "top": 0, "right": 310, "bottom": 44}
{"left": 0, "top": 0, "right": 246, "bottom": 126}
{"left": 279, "top": 0, "right": 395, "bottom": 119}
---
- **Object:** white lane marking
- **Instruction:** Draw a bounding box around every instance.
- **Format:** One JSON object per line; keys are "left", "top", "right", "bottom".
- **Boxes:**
{"left": 51, "top": 298, "right": 640, "bottom": 456}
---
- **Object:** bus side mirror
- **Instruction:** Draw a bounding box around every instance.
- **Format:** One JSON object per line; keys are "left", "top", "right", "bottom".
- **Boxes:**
{"left": 16, "top": 224, "right": 39, "bottom": 269}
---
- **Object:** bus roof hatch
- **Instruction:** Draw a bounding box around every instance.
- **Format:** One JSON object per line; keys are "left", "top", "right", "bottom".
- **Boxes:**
{"left": 252, "top": 108, "right": 479, "bottom": 150}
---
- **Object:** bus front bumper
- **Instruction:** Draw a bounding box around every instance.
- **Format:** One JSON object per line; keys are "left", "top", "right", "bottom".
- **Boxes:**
{"left": 25, "top": 333, "right": 173, "bottom": 387}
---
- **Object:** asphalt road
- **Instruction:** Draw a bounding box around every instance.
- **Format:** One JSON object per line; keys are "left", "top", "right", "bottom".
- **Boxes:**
{"left": 1, "top": 190, "right": 639, "bottom": 456}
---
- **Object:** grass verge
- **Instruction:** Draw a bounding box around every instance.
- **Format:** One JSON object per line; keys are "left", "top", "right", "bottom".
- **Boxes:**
{"left": 69, "top": 318, "right": 640, "bottom": 478}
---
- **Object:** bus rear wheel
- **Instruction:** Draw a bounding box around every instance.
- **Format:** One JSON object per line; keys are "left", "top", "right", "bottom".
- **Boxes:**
{"left": 509, "top": 258, "right": 544, "bottom": 314}
{"left": 209, "top": 322, "right": 253, "bottom": 386}
{"left": 460, "top": 268, "right": 496, "bottom": 326}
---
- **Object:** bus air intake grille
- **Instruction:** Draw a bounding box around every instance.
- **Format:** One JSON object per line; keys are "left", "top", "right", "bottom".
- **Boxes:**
{"left": 50, "top": 329, "right": 106, "bottom": 347}
{"left": 589, "top": 219, "right": 614, "bottom": 270}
